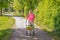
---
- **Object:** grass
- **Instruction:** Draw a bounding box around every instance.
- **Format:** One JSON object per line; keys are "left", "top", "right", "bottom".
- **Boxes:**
{"left": 0, "top": 16, "right": 15, "bottom": 40}
{"left": 34, "top": 21, "right": 52, "bottom": 31}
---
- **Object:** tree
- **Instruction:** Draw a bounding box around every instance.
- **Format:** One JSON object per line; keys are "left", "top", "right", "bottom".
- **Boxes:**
{"left": 0, "top": 0, "right": 8, "bottom": 16}
{"left": 13, "top": 0, "right": 24, "bottom": 13}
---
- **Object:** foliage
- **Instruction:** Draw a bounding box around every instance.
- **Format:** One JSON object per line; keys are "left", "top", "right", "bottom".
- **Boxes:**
{"left": 34, "top": 0, "right": 60, "bottom": 40}
{"left": 12, "top": 0, "right": 39, "bottom": 16}
{"left": 0, "top": 0, "right": 8, "bottom": 9}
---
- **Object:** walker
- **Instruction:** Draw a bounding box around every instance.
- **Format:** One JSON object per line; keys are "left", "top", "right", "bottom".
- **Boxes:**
{"left": 26, "top": 20, "right": 35, "bottom": 36}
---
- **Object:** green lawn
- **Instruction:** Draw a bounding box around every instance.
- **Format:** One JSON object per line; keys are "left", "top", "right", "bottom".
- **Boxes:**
{"left": 0, "top": 16, "right": 15, "bottom": 40}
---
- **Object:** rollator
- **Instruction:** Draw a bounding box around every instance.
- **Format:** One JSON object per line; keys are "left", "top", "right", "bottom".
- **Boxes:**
{"left": 26, "top": 20, "right": 35, "bottom": 36}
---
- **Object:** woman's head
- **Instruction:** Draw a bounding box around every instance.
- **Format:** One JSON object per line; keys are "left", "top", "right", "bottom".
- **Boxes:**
{"left": 29, "top": 9, "right": 33, "bottom": 14}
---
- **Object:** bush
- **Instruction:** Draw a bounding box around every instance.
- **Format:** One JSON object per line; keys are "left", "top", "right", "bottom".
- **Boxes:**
{"left": 34, "top": 0, "right": 60, "bottom": 40}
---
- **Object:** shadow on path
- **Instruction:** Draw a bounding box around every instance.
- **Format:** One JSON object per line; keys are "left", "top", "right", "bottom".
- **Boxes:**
{"left": 10, "top": 28, "right": 53, "bottom": 40}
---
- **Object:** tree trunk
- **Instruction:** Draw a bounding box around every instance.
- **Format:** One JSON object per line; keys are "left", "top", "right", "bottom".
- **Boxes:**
{"left": 0, "top": 8, "right": 2, "bottom": 16}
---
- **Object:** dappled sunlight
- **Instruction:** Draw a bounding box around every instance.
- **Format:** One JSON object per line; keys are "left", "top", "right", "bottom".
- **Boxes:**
{"left": 33, "top": 37, "right": 38, "bottom": 40}
{"left": 0, "top": 0, "right": 60, "bottom": 40}
{"left": 10, "top": 28, "right": 53, "bottom": 40}
{"left": 22, "top": 39, "right": 27, "bottom": 40}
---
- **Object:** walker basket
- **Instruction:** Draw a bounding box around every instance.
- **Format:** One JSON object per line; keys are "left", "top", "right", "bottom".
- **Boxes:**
{"left": 26, "top": 25, "right": 34, "bottom": 30}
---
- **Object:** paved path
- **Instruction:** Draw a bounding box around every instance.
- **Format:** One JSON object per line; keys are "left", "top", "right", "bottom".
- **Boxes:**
{"left": 10, "top": 17, "right": 53, "bottom": 40}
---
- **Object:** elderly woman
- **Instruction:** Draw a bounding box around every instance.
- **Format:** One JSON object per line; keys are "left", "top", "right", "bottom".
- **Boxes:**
{"left": 26, "top": 9, "right": 35, "bottom": 31}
